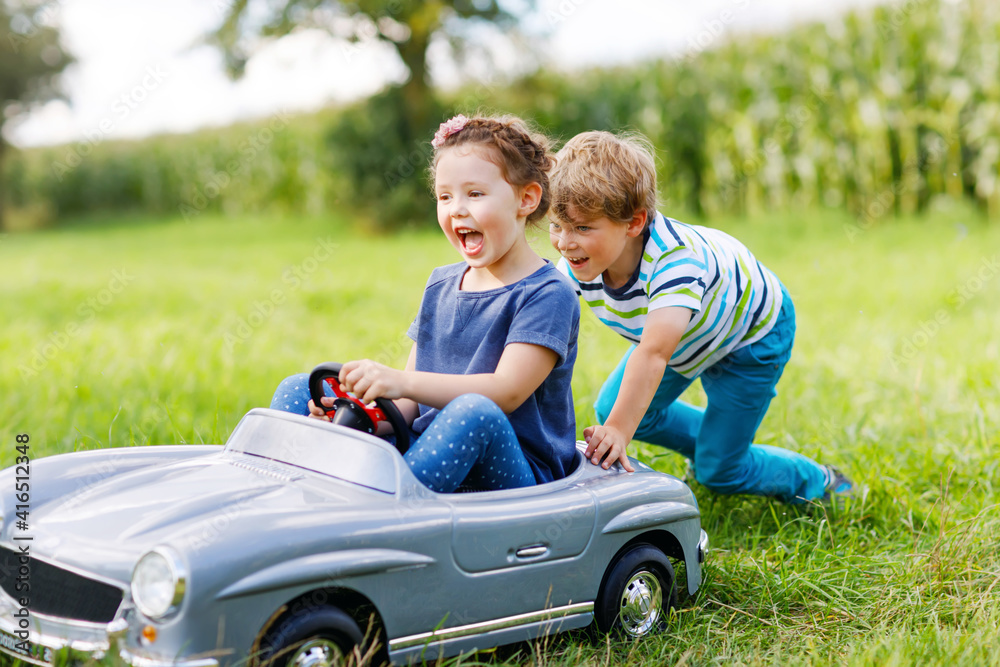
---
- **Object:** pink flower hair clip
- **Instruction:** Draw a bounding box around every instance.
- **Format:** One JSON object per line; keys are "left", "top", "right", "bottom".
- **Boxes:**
{"left": 432, "top": 114, "right": 470, "bottom": 148}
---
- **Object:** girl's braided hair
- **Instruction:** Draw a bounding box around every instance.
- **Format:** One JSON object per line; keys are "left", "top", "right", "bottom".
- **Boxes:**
{"left": 431, "top": 115, "right": 556, "bottom": 225}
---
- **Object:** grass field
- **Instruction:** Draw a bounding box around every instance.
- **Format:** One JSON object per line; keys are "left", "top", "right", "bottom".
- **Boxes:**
{"left": 2, "top": 204, "right": 999, "bottom": 666}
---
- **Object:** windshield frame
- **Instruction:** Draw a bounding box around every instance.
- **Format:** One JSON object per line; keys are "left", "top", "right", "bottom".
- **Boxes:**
{"left": 224, "top": 409, "right": 398, "bottom": 494}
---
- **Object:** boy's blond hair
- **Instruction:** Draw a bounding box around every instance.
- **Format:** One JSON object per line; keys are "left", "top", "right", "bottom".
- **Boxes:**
{"left": 550, "top": 130, "right": 658, "bottom": 225}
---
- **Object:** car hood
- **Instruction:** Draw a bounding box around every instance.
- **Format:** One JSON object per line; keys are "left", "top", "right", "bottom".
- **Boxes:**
{"left": 25, "top": 451, "right": 386, "bottom": 584}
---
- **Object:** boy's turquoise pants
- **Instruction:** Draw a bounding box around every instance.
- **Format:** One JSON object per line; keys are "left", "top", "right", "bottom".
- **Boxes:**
{"left": 594, "top": 285, "right": 828, "bottom": 503}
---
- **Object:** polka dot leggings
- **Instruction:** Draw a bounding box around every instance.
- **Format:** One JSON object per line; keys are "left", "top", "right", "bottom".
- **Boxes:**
{"left": 270, "top": 375, "right": 536, "bottom": 493}
{"left": 403, "top": 393, "right": 536, "bottom": 493}
{"left": 271, "top": 373, "right": 320, "bottom": 414}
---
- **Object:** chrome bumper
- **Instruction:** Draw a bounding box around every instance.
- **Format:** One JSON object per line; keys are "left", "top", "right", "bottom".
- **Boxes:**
{"left": 698, "top": 529, "right": 709, "bottom": 563}
{"left": 0, "top": 604, "right": 218, "bottom": 667}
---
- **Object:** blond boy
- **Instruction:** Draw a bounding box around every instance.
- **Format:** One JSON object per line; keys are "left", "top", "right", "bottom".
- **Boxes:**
{"left": 549, "top": 131, "right": 850, "bottom": 502}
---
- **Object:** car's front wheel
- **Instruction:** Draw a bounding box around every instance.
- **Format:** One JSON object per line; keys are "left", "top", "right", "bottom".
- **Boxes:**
{"left": 258, "top": 606, "right": 364, "bottom": 667}
{"left": 594, "top": 543, "right": 678, "bottom": 638}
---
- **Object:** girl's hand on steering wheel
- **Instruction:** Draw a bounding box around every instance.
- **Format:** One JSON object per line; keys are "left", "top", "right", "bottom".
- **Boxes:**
{"left": 309, "top": 361, "right": 412, "bottom": 453}
{"left": 307, "top": 397, "right": 333, "bottom": 421}
{"left": 339, "top": 359, "right": 406, "bottom": 403}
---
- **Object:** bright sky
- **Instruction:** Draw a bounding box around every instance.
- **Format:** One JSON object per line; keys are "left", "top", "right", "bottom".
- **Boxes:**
{"left": 6, "top": 0, "right": 888, "bottom": 148}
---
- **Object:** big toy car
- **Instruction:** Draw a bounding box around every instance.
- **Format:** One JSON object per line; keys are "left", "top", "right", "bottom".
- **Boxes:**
{"left": 0, "top": 366, "right": 707, "bottom": 667}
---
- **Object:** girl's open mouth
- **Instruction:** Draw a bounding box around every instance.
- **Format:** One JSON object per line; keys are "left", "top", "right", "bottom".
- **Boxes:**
{"left": 458, "top": 228, "right": 484, "bottom": 256}
{"left": 566, "top": 256, "right": 589, "bottom": 269}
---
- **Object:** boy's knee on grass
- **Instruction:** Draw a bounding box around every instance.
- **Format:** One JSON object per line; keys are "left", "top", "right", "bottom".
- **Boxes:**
{"left": 693, "top": 464, "right": 746, "bottom": 495}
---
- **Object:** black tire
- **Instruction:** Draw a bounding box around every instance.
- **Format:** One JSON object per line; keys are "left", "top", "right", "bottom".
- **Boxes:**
{"left": 594, "top": 544, "right": 678, "bottom": 638}
{"left": 258, "top": 606, "right": 364, "bottom": 667}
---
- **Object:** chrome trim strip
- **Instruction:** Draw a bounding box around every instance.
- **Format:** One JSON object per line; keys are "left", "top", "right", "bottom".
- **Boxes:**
{"left": 388, "top": 601, "right": 594, "bottom": 650}
{"left": 120, "top": 649, "right": 220, "bottom": 667}
{"left": 698, "top": 529, "right": 709, "bottom": 563}
{"left": 226, "top": 453, "right": 305, "bottom": 481}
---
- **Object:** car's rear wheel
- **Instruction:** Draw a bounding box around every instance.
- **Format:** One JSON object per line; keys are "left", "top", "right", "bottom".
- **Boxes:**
{"left": 258, "top": 606, "right": 364, "bottom": 667}
{"left": 594, "top": 543, "right": 678, "bottom": 638}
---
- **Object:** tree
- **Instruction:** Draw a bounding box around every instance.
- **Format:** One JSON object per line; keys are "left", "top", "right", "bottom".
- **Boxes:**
{"left": 1, "top": 1, "right": 71, "bottom": 228}
{"left": 211, "top": 0, "right": 524, "bottom": 129}
{"left": 210, "top": 0, "right": 534, "bottom": 227}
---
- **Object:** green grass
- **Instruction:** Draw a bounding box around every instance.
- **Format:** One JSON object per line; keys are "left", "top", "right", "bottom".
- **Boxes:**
{"left": 2, "top": 203, "right": 999, "bottom": 666}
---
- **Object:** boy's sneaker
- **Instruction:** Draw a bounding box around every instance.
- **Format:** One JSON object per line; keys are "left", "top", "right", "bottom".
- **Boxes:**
{"left": 822, "top": 465, "right": 854, "bottom": 502}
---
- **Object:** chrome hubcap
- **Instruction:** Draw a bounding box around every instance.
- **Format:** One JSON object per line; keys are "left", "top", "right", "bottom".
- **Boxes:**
{"left": 618, "top": 570, "right": 662, "bottom": 636}
{"left": 289, "top": 639, "right": 345, "bottom": 667}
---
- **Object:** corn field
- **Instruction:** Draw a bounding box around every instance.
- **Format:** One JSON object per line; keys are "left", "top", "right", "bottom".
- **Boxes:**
{"left": 3, "top": 111, "right": 340, "bottom": 229}
{"left": 500, "top": 0, "right": 1000, "bottom": 222}
{"left": 4, "top": 0, "right": 999, "bottom": 229}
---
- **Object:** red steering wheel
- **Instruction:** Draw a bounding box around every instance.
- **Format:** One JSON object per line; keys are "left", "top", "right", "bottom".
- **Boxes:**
{"left": 308, "top": 362, "right": 410, "bottom": 454}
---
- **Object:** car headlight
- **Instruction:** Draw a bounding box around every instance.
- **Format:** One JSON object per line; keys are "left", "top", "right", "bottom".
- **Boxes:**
{"left": 131, "top": 547, "right": 186, "bottom": 620}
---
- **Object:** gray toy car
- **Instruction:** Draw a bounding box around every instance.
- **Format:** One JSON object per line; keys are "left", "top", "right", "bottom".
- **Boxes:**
{"left": 0, "top": 405, "right": 707, "bottom": 667}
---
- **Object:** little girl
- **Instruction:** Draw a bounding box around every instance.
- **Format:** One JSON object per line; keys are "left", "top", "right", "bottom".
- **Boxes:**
{"left": 270, "top": 114, "right": 580, "bottom": 493}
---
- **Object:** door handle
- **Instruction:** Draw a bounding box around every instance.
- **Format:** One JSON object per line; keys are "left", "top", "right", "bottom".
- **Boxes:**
{"left": 515, "top": 545, "right": 549, "bottom": 559}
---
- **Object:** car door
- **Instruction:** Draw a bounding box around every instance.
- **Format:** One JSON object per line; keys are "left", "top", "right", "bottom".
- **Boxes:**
{"left": 445, "top": 482, "right": 597, "bottom": 626}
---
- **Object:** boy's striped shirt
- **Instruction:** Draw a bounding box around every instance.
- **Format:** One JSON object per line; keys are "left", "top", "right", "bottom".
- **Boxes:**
{"left": 557, "top": 212, "right": 784, "bottom": 378}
